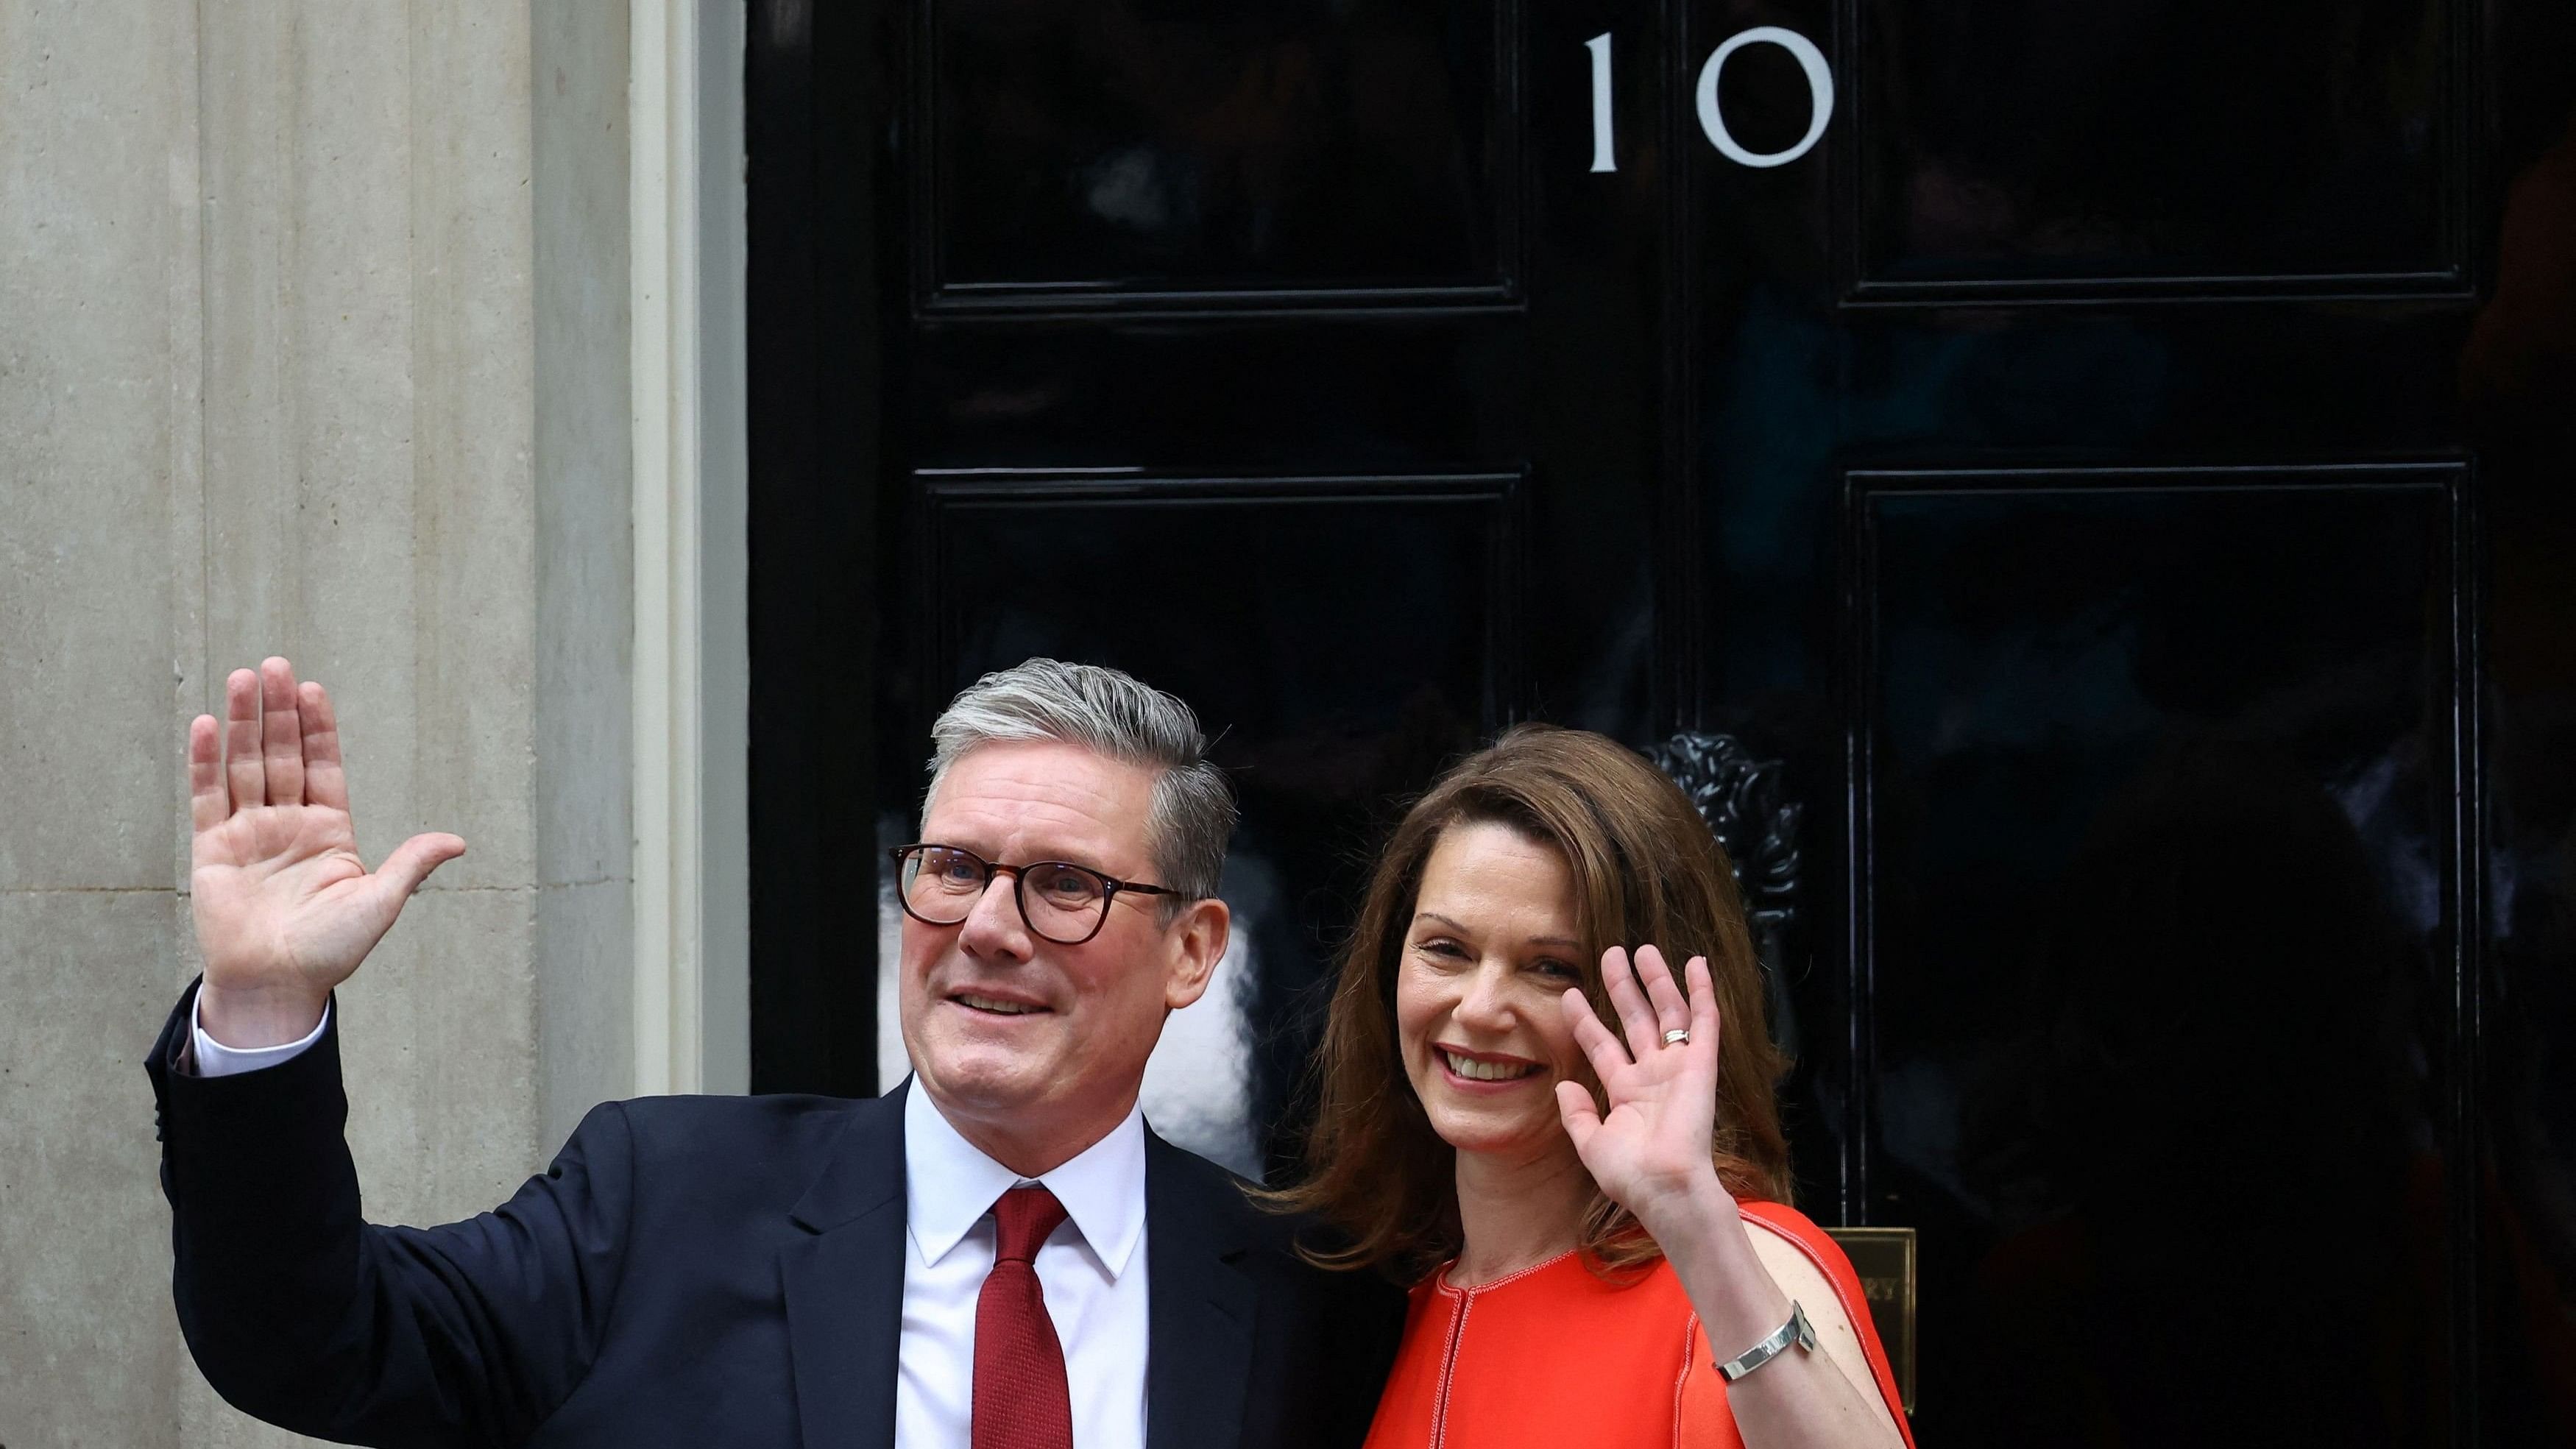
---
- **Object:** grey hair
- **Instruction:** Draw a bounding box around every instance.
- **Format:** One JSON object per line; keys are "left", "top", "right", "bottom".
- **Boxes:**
{"left": 924, "top": 659, "right": 1236, "bottom": 910}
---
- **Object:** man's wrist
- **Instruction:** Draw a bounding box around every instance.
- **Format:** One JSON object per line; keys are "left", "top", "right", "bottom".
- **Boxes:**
{"left": 190, "top": 987, "right": 330, "bottom": 1079}
{"left": 197, "top": 980, "right": 330, "bottom": 1049}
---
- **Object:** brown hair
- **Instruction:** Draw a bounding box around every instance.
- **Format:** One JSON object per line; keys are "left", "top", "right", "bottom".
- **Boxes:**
{"left": 1268, "top": 724, "right": 1793, "bottom": 1280}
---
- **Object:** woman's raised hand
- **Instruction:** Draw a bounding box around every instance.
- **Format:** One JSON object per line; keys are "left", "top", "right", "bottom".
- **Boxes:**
{"left": 1554, "top": 945, "right": 1732, "bottom": 1232}
{"left": 188, "top": 658, "right": 465, "bottom": 1046}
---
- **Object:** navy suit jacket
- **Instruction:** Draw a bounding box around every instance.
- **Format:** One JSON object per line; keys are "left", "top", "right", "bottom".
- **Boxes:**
{"left": 146, "top": 982, "right": 1403, "bottom": 1448}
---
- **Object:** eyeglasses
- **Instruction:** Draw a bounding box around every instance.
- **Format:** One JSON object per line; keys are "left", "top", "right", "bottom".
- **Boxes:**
{"left": 886, "top": 843, "right": 1189, "bottom": 946}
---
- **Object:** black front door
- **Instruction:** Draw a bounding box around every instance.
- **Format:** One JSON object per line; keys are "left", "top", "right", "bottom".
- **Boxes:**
{"left": 748, "top": 0, "right": 2576, "bottom": 1438}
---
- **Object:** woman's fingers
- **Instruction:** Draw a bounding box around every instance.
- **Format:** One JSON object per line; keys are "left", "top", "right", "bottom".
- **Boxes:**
{"left": 222, "top": 669, "right": 264, "bottom": 815}
{"left": 1554, "top": 1079, "right": 1602, "bottom": 1153}
{"left": 1685, "top": 952, "right": 1722, "bottom": 1065}
{"left": 258, "top": 659, "right": 305, "bottom": 806}
{"left": 1600, "top": 946, "right": 1662, "bottom": 1060}
{"left": 187, "top": 715, "right": 227, "bottom": 833}
{"left": 1561, "top": 985, "right": 1635, "bottom": 1083}
{"left": 299, "top": 681, "right": 350, "bottom": 812}
{"left": 1634, "top": 944, "right": 1692, "bottom": 1039}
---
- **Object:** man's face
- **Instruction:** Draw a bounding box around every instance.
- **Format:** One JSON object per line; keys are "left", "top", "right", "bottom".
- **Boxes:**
{"left": 898, "top": 739, "right": 1227, "bottom": 1169}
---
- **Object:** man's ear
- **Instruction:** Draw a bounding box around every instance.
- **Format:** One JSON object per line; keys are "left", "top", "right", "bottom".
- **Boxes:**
{"left": 1162, "top": 896, "right": 1230, "bottom": 1011}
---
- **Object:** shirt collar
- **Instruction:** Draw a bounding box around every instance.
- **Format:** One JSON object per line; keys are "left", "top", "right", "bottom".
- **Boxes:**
{"left": 903, "top": 1079, "right": 1148, "bottom": 1281}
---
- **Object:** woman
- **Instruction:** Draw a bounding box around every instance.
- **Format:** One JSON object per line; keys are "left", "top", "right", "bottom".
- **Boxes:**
{"left": 1276, "top": 726, "right": 1911, "bottom": 1448}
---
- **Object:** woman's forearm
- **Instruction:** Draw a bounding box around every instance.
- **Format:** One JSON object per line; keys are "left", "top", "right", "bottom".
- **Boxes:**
{"left": 1655, "top": 1184, "right": 1906, "bottom": 1449}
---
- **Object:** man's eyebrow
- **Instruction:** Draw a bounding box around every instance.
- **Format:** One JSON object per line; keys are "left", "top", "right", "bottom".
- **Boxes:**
{"left": 1412, "top": 910, "right": 1583, "bottom": 950}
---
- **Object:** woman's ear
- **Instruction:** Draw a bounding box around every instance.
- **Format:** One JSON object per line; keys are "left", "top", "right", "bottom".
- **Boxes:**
{"left": 1163, "top": 896, "right": 1231, "bottom": 1010}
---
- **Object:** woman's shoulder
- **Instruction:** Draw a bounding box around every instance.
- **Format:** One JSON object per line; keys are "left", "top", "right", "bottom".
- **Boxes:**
{"left": 1735, "top": 1197, "right": 1832, "bottom": 1247}
{"left": 1733, "top": 1200, "right": 1873, "bottom": 1315}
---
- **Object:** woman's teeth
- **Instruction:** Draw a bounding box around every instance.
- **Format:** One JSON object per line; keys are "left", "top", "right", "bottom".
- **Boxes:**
{"left": 956, "top": 993, "right": 1041, "bottom": 1015}
{"left": 1443, "top": 1050, "right": 1538, "bottom": 1082}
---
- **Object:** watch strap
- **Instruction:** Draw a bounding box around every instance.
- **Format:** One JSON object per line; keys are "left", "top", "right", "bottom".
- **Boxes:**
{"left": 1715, "top": 1300, "right": 1817, "bottom": 1382}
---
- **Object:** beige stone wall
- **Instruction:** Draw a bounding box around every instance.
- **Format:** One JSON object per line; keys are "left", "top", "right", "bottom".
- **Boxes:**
{"left": 0, "top": 3, "right": 631, "bottom": 1445}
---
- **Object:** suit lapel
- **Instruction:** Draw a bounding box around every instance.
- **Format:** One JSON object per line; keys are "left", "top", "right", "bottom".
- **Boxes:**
{"left": 782, "top": 1083, "right": 911, "bottom": 1449}
{"left": 1143, "top": 1132, "right": 1257, "bottom": 1449}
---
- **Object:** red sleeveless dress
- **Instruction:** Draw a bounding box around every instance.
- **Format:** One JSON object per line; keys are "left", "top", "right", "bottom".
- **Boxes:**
{"left": 1362, "top": 1201, "right": 1914, "bottom": 1449}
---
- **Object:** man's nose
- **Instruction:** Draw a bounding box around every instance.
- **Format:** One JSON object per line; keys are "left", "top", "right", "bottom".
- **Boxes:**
{"left": 957, "top": 872, "right": 1032, "bottom": 960}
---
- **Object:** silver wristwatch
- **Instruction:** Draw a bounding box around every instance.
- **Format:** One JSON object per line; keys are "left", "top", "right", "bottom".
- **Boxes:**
{"left": 1716, "top": 1301, "right": 1817, "bottom": 1382}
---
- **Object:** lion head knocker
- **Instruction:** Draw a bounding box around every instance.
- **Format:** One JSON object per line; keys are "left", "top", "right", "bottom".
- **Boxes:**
{"left": 1646, "top": 732, "right": 1802, "bottom": 1057}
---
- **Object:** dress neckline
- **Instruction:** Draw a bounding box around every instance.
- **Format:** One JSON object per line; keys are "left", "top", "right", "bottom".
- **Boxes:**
{"left": 1434, "top": 1244, "right": 1584, "bottom": 1297}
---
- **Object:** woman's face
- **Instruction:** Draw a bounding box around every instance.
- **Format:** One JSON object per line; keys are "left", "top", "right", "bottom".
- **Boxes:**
{"left": 1395, "top": 821, "right": 1590, "bottom": 1164}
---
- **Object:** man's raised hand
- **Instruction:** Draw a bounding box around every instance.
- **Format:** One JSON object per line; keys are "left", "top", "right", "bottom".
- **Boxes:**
{"left": 188, "top": 658, "right": 464, "bottom": 1047}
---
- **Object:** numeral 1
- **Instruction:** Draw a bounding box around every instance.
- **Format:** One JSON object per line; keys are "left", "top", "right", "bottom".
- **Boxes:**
{"left": 1586, "top": 32, "right": 1616, "bottom": 173}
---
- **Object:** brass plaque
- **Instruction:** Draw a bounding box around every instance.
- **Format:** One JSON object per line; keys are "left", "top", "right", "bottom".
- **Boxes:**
{"left": 1821, "top": 1225, "right": 1917, "bottom": 1417}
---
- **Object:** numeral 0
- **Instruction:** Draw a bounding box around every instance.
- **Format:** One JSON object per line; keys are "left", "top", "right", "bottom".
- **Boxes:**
{"left": 1586, "top": 26, "right": 1835, "bottom": 174}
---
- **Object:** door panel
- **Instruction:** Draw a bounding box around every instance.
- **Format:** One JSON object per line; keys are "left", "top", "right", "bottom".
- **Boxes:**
{"left": 1847, "top": 0, "right": 2469, "bottom": 296}
{"left": 1854, "top": 467, "right": 2463, "bottom": 1442}
{"left": 917, "top": 0, "right": 1521, "bottom": 305}
{"left": 904, "top": 322, "right": 1526, "bottom": 465}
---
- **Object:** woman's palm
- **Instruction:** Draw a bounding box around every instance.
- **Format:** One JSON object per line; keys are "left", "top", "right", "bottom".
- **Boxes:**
{"left": 1554, "top": 946, "right": 1731, "bottom": 1224}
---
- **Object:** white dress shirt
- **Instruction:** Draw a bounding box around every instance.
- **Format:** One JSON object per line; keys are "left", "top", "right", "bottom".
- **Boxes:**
{"left": 188, "top": 996, "right": 1152, "bottom": 1449}
{"left": 898, "top": 1083, "right": 1150, "bottom": 1449}
{"left": 190, "top": 991, "right": 330, "bottom": 1077}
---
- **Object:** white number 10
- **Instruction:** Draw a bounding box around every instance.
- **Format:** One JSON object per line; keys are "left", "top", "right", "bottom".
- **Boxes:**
{"left": 1586, "top": 26, "right": 1836, "bottom": 174}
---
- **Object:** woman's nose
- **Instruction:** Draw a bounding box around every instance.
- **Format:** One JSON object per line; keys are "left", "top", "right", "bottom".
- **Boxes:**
{"left": 1451, "top": 960, "right": 1515, "bottom": 1029}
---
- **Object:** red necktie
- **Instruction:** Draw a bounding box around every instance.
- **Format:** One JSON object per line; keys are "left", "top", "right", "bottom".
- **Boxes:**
{"left": 972, "top": 1186, "right": 1075, "bottom": 1449}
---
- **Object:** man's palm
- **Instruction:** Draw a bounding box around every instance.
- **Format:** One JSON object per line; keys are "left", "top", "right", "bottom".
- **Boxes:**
{"left": 195, "top": 801, "right": 381, "bottom": 991}
{"left": 188, "top": 659, "right": 464, "bottom": 1041}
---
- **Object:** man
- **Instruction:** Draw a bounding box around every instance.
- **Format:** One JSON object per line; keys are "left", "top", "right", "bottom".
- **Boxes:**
{"left": 148, "top": 656, "right": 1402, "bottom": 1448}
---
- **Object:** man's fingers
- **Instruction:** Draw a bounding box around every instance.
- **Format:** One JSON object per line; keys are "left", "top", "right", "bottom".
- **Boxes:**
{"left": 299, "top": 681, "right": 350, "bottom": 812}
{"left": 222, "top": 669, "right": 265, "bottom": 815}
{"left": 259, "top": 658, "right": 305, "bottom": 807}
{"left": 372, "top": 833, "right": 467, "bottom": 908}
{"left": 188, "top": 715, "right": 227, "bottom": 832}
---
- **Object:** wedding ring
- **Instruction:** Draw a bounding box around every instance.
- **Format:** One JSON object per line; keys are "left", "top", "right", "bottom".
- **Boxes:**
{"left": 1660, "top": 1028, "right": 1691, "bottom": 1046}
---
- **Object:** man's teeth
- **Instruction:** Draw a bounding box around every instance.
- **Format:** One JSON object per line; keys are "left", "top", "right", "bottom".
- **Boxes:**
{"left": 1443, "top": 1051, "right": 1538, "bottom": 1082}
{"left": 956, "top": 993, "right": 1041, "bottom": 1016}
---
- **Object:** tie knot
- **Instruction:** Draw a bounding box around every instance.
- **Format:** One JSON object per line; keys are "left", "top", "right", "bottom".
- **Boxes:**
{"left": 990, "top": 1185, "right": 1069, "bottom": 1264}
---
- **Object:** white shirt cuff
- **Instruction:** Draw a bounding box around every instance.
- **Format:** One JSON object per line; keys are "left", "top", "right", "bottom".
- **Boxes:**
{"left": 191, "top": 991, "right": 330, "bottom": 1077}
